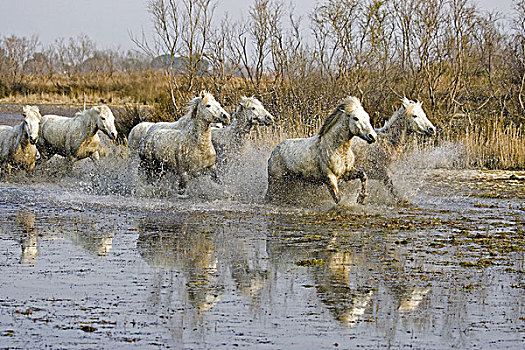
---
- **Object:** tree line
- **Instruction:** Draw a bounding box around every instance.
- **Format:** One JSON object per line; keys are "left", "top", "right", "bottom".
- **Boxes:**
{"left": 0, "top": 0, "right": 524, "bottom": 168}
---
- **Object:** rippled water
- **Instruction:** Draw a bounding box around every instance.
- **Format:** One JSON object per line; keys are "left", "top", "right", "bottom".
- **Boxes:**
{"left": 0, "top": 109, "right": 524, "bottom": 349}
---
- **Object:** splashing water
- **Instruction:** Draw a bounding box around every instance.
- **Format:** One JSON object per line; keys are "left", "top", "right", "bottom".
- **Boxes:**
{"left": 2, "top": 135, "right": 471, "bottom": 214}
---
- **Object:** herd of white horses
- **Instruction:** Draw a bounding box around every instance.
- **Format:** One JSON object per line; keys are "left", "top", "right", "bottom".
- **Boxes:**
{"left": 0, "top": 91, "right": 436, "bottom": 204}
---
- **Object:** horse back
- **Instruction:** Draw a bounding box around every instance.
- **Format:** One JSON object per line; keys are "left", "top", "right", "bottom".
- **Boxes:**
{"left": 128, "top": 122, "right": 154, "bottom": 152}
{"left": 269, "top": 137, "right": 320, "bottom": 178}
{"left": 39, "top": 115, "right": 70, "bottom": 152}
{"left": 0, "top": 125, "right": 15, "bottom": 160}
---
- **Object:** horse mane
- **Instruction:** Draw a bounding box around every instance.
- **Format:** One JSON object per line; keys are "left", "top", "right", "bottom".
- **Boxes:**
{"left": 380, "top": 107, "right": 405, "bottom": 131}
{"left": 318, "top": 96, "right": 361, "bottom": 137}
{"left": 186, "top": 90, "right": 215, "bottom": 118}
{"left": 379, "top": 98, "right": 419, "bottom": 131}
{"left": 402, "top": 97, "right": 420, "bottom": 117}
{"left": 74, "top": 108, "right": 91, "bottom": 118}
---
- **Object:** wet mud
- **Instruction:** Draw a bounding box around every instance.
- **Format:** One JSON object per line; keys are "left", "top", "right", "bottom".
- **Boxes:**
{"left": 0, "top": 108, "right": 524, "bottom": 349}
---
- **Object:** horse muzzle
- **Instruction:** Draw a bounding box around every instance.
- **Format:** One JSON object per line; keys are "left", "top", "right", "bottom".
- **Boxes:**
{"left": 220, "top": 114, "right": 231, "bottom": 126}
{"left": 365, "top": 133, "right": 376, "bottom": 144}
{"left": 263, "top": 115, "right": 274, "bottom": 126}
{"left": 29, "top": 137, "right": 38, "bottom": 145}
{"left": 425, "top": 127, "right": 436, "bottom": 136}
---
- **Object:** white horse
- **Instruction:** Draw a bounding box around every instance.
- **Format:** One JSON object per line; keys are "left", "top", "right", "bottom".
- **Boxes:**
{"left": 212, "top": 96, "right": 274, "bottom": 169}
{"left": 266, "top": 96, "right": 377, "bottom": 204}
{"left": 351, "top": 98, "right": 435, "bottom": 200}
{"left": 0, "top": 105, "right": 42, "bottom": 177}
{"left": 138, "top": 91, "right": 230, "bottom": 195}
{"left": 37, "top": 105, "right": 118, "bottom": 164}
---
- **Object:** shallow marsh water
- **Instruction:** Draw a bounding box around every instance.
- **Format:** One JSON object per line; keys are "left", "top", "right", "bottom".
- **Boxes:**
{"left": 0, "top": 108, "right": 524, "bottom": 349}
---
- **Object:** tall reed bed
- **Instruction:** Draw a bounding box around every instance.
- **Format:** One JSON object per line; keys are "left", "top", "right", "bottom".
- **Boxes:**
{"left": 1, "top": 72, "right": 524, "bottom": 170}
{"left": 458, "top": 120, "right": 525, "bottom": 170}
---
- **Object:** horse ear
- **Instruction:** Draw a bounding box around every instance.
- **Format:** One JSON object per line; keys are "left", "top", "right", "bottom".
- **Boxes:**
{"left": 240, "top": 96, "right": 248, "bottom": 109}
{"left": 401, "top": 97, "right": 410, "bottom": 108}
{"left": 23, "top": 106, "right": 29, "bottom": 114}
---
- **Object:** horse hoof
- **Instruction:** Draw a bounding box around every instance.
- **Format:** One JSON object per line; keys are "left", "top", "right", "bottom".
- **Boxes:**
{"left": 357, "top": 194, "right": 367, "bottom": 205}
{"left": 396, "top": 199, "right": 411, "bottom": 207}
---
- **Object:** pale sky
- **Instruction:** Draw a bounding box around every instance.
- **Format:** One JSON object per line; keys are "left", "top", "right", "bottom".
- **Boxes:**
{"left": 0, "top": 0, "right": 516, "bottom": 51}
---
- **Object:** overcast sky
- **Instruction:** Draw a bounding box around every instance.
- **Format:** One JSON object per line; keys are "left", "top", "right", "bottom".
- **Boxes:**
{"left": 0, "top": 0, "right": 516, "bottom": 51}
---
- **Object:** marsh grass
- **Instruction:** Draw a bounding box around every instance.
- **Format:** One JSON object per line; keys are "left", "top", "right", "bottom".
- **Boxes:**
{"left": 457, "top": 120, "right": 525, "bottom": 170}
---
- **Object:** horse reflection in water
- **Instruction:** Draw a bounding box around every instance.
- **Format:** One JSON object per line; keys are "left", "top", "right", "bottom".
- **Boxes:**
{"left": 34, "top": 215, "right": 113, "bottom": 257}
{"left": 136, "top": 218, "right": 223, "bottom": 313}
{"left": 266, "top": 220, "right": 432, "bottom": 328}
{"left": 16, "top": 208, "right": 39, "bottom": 264}
{"left": 136, "top": 214, "right": 271, "bottom": 318}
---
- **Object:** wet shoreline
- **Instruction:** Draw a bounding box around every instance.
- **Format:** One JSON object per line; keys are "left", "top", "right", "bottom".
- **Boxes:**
{"left": 0, "top": 165, "right": 524, "bottom": 349}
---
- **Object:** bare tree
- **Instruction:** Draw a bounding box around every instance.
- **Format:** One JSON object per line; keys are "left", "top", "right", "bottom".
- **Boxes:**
{"left": 0, "top": 35, "right": 40, "bottom": 89}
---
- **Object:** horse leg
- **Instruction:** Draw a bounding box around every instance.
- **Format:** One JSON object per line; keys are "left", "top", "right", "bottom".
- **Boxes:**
{"left": 383, "top": 174, "right": 397, "bottom": 197}
{"left": 65, "top": 157, "right": 76, "bottom": 173}
{"left": 208, "top": 165, "right": 221, "bottom": 185}
{"left": 90, "top": 151, "right": 100, "bottom": 163}
{"left": 140, "top": 160, "right": 156, "bottom": 184}
{"left": 177, "top": 172, "right": 189, "bottom": 198}
{"left": 325, "top": 173, "right": 341, "bottom": 204}
{"left": 265, "top": 172, "right": 285, "bottom": 202}
{"left": 342, "top": 168, "right": 368, "bottom": 204}
{"left": 383, "top": 173, "right": 408, "bottom": 204}
{"left": 0, "top": 162, "right": 7, "bottom": 180}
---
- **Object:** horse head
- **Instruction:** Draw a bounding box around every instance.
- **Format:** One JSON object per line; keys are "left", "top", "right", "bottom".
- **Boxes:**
{"left": 191, "top": 91, "right": 230, "bottom": 126}
{"left": 239, "top": 96, "right": 274, "bottom": 126}
{"left": 343, "top": 96, "right": 377, "bottom": 144}
{"left": 22, "top": 105, "right": 42, "bottom": 145}
{"left": 401, "top": 98, "right": 436, "bottom": 136}
{"left": 93, "top": 105, "right": 118, "bottom": 140}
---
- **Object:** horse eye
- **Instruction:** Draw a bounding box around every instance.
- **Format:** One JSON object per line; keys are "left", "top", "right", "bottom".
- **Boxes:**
{"left": 353, "top": 117, "right": 359, "bottom": 121}
{"left": 412, "top": 115, "right": 418, "bottom": 118}
{"left": 206, "top": 104, "right": 211, "bottom": 108}
{"left": 101, "top": 117, "right": 106, "bottom": 120}
{"left": 251, "top": 107, "right": 256, "bottom": 110}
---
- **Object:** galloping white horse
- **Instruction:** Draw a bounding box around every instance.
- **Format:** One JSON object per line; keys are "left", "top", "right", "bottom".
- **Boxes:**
{"left": 266, "top": 96, "right": 377, "bottom": 204}
{"left": 138, "top": 91, "right": 230, "bottom": 196}
{"left": 352, "top": 98, "right": 435, "bottom": 200}
{"left": 0, "top": 105, "right": 42, "bottom": 177}
{"left": 129, "top": 97, "right": 273, "bottom": 164}
{"left": 37, "top": 105, "right": 118, "bottom": 164}
{"left": 212, "top": 96, "right": 274, "bottom": 169}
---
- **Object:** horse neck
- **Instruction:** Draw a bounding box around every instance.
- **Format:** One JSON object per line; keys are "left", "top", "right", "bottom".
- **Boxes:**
{"left": 377, "top": 108, "right": 409, "bottom": 152}
{"left": 13, "top": 122, "right": 29, "bottom": 148}
{"left": 78, "top": 110, "right": 99, "bottom": 138}
{"left": 228, "top": 107, "right": 253, "bottom": 142}
{"left": 188, "top": 116, "right": 213, "bottom": 145}
{"left": 318, "top": 114, "right": 353, "bottom": 153}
